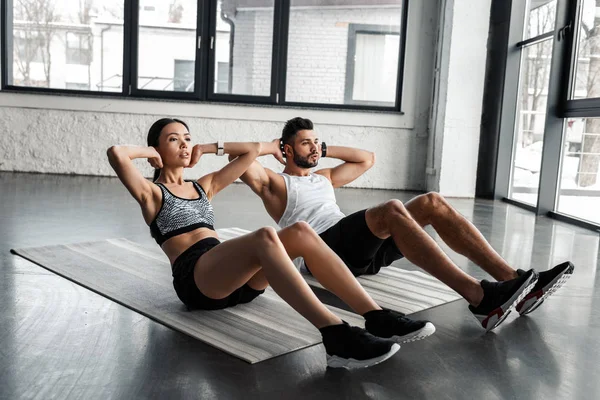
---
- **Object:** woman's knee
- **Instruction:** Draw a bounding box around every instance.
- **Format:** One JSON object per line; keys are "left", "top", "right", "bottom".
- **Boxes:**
{"left": 254, "top": 226, "right": 280, "bottom": 245}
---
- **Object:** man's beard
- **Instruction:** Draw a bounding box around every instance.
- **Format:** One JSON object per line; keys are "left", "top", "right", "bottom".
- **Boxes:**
{"left": 293, "top": 152, "right": 319, "bottom": 168}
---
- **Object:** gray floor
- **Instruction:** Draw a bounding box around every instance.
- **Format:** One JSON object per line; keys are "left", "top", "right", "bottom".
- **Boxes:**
{"left": 1, "top": 172, "right": 599, "bottom": 400}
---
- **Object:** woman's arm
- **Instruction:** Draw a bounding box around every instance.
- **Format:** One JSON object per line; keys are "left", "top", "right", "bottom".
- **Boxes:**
{"left": 107, "top": 145, "right": 161, "bottom": 205}
{"left": 197, "top": 142, "right": 261, "bottom": 200}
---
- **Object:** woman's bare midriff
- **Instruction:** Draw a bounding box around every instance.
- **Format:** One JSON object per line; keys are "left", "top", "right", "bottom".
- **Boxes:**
{"left": 160, "top": 228, "right": 220, "bottom": 265}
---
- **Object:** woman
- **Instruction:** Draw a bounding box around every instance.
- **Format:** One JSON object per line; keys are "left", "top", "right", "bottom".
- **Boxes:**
{"left": 107, "top": 118, "right": 424, "bottom": 369}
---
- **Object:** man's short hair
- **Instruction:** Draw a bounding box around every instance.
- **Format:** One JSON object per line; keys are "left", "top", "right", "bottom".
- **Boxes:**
{"left": 281, "top": 117, "right": 314, "bottom": 146}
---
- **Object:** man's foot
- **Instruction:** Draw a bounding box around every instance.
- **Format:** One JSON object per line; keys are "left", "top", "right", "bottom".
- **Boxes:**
{"left": 320, "top": 321, "right": 400, "bottom": 369}
{"left": 363, "top": 309, "right": 436, "bottom": 343}
{"left": 515, "top": 261, "right": 574, "bottom": 316}
{"left": 468, "top": 269, "right": 538, "bottom": 332}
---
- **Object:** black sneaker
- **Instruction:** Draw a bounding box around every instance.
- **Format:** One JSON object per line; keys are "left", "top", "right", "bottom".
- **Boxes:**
{"left": 468, "top": 269, "right": 538, "bottom": 332}
{"left": 515, "top": 261, "right": 574, "bottom": 316}
{"left": 364, "top": 309, "right": 436, "bottom": 343}
{"left": 320, "top": 321, "right": 400, "bottom": 369}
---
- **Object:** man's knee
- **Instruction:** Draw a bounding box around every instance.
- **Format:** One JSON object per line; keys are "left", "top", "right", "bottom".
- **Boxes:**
{"left": 289, "top": 221, "right": 314, "bottom": 235}
{"left": 423, "top": 192, "right": 447, "bottom": 212}
{"left": 383, "top": 199, "right": 410, "bottom": 217}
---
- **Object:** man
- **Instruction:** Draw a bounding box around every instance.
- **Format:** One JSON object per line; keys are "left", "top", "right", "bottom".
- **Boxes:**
{"left": 235, "top": 117, "right": 574, "bottom": 332}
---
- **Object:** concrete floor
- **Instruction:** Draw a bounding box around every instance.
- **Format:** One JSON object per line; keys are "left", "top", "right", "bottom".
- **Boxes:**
{"left": 1, "top": 172, "right": 599, "bottom": 400}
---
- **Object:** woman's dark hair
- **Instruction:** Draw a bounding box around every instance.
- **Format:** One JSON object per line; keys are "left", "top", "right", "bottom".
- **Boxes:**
{"left": 147, "top": 118, "right": 189, "bottom": 181}
{"left": 281, "top": 117, "right": 313, "bottom": 147}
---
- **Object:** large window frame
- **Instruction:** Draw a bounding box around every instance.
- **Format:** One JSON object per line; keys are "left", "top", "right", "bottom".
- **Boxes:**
{"left": 0, "top": 0, "right": 409, "bottom": 112}
{"left": 494, "top": 0, "right": 600, "bottom": 233}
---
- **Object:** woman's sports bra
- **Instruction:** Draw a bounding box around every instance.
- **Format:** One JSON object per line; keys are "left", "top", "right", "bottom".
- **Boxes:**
{"left": 149, "top": 180, "right": 215, "bottom": 246}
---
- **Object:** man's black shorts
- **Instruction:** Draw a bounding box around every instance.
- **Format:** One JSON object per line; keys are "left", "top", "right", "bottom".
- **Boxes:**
{"left": 307, "top": 209, "right": 404, "bottom": 277}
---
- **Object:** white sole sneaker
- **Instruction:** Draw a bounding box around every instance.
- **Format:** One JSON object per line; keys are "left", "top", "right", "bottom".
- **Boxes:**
{"left": 473, "top": 272, "right": 538, "bottom": 332}
{"left": 326, "top": 343, "right": 401, "bottom": 369}
{"left": 516, "top": 262, "right": 574, "bottom": 316}
{"left": 389, "top": 322, "right": 436, "bottom": 343}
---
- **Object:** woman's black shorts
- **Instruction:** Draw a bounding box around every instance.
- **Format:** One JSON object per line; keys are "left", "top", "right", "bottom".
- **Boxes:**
{"left": 172, "top": 237, "right": 265, "bottom": 310}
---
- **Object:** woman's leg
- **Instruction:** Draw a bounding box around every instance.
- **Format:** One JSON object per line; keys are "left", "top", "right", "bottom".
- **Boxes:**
{"left": 277, "top": 222, "right": 435, "bottom": 342}
{"left": 194, "top": 227, "right": 341, "bottom": 329}
{"left": 276, "top": 222, "right": 381, "bottom": 315}
{"left": 195, "top": 226, "right": 401, "bottom": 368}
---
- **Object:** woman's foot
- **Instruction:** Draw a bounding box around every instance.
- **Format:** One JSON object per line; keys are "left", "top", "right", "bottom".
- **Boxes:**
{"left": 363, "top": 309, "right": 436, "bottom": 343}
{"left": 320, "top": 321, "right": 400, "bottom": 369}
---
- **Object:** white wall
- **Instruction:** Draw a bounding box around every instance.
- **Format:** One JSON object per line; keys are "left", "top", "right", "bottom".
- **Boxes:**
{"left": 0, "top": 0, "right": 495, "bottom": 195}
{"left": 427, "top": 0, "right": 492, "bottom": 197}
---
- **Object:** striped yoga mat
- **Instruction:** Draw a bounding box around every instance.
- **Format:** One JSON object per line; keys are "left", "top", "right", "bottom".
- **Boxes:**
{"left": 11, "top": 238, "right": 364, "bottom": 364}
{"left": 217, "top": 228, "right": 461, "bottom": 315}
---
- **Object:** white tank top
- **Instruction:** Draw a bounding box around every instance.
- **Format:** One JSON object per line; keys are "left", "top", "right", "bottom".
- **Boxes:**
{"left": 278, "top": 173, "right": 346, "bottom": 234}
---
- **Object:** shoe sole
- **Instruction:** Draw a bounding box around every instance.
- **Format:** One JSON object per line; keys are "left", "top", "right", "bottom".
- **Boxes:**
{"left": 473, "top": 272, "right": 538, "bottom": 332}
{"left": 389, "top": 322, "right": 436, "bottom": 344}
{"left": 516, "top": 262, "right": 574, "bottom": 316}
{"left": 326, "top": 343, "right": 400, "bottom": 369}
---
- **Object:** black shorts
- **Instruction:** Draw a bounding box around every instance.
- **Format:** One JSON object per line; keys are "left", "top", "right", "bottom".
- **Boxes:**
{"left": 172, "top": 237, "right": 265, "bottom": 310}
{"left": 311, "top": 209, "right": 404, "bottom": 277}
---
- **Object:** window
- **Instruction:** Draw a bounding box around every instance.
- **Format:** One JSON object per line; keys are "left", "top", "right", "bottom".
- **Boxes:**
{"left": 7, "top": 0, "right": 124, "bottom": 91}
{"left": 570, "top": 0, "right": 600, "bottom": 101}
{"left": 494, "top": 0, "right": 600, "bottom": 232}
{"left": 525, "top": 0, "right": 557, "bottom": 39}
{"left": 211, "top": 0, "right": 274, "bottom": 97}
{"left": 345, "top": 25, "right": 400, "bottom": 106}
{"left": 2, "top": 0, "right": 406, "bottom": 110}
{"left": 510, "top": 38, "right": 554, "bottom": 205}
{"left": 558, "top": 117, "right": 600, "bottom": 224}
{"left": 285, "top": 0, "right": 404, "bottom": 107}
{"left": 136, "top": 0, "right": 198, "bottom": 92}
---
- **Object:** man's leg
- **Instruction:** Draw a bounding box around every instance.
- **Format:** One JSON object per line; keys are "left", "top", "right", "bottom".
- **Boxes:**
{"left": 365, "top": 200, "right": 539, "bottom": 331}
{"left": 364, "top": 200, "right": 484, "bottom": 306}
{"left": 403, "top": 192, "right": 517, "bottom": 281}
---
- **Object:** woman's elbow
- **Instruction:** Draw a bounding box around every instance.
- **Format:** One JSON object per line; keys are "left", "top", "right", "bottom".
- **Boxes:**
{"left": 106, "top": 146, "right": 118, "bottom": 160}
{"left": 107, "top": 146, "right": 124, "bottom": 164}
{"left": 366, "top": 152, "right": 376, "bottom": 169}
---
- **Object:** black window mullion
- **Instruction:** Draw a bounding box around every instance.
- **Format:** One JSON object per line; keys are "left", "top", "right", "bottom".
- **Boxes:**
{"left": 195, "top": 0, "right": 210, "bottom": 101}
{"left": 395, "top": 0, "right": 410, "bottom": 111}
{"left": 269, "top": 0, "right": 285, "bottom": 104}
{"left": 206, "top": 0, "right": 218, "bottom": 100}
{"left": 123, "top": 0, "right": 136, "bottom": 97}
{"left": 276, "top": 0, "right": 290, "bottom": 105}
{"left": 1, "top": 0, "right": 12, "bottom": 89}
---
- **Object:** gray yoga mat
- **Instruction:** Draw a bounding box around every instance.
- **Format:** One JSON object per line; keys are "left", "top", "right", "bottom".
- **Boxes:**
{"left": 11, "top": 238, "right": 364, "bottom": 364}
{"left": 217, "top": 228, "right": 461, "bottom": 315}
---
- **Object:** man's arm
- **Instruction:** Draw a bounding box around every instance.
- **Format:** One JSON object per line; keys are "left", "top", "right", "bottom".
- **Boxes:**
{"left": 229, "top": 139, "right": 282, "bottom": 196}
{"left": 315, "top": 146, "right": 375, "bottom": 188}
